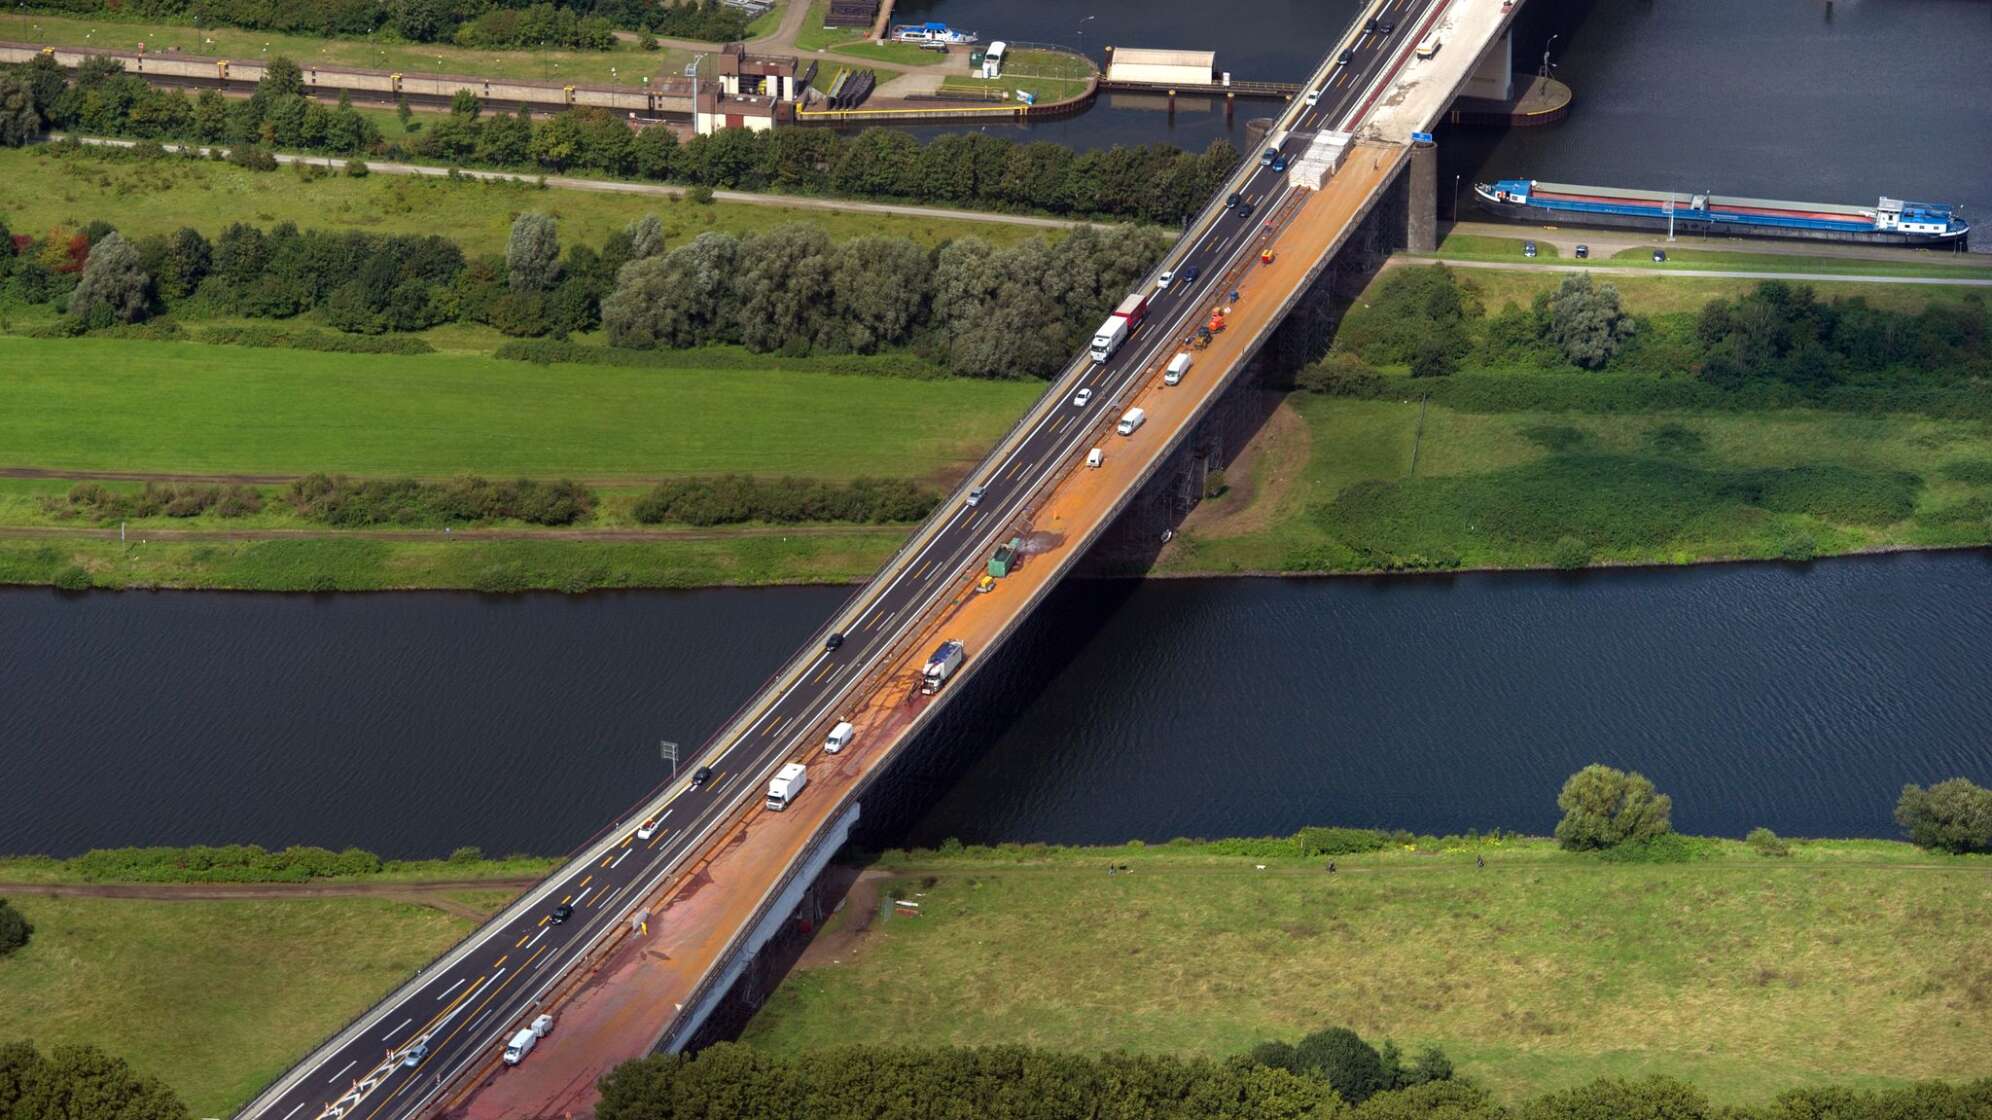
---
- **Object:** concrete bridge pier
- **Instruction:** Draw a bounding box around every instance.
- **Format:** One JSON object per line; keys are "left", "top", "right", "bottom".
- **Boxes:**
{"left": 1406, "top": 135, "right": 1439, "bottom": 252}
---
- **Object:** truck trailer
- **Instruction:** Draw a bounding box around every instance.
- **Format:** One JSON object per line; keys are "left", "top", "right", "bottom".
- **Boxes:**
{"left": 766, "top": 762, "right": 808, "bottom": 811}
{"left": 1089, "top": 291, "right": 1152, "bottom": 362}
{"left": 921, "top": 639, "right": 966, "bottom": 694}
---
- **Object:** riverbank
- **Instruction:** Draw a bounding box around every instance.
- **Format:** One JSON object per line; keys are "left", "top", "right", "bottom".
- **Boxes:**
{"left": 740, "top": 835, "right": 1992, "bottom": 1103}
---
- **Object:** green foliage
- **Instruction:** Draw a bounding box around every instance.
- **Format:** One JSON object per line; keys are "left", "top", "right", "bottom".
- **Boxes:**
{"left": 1543, "top": 273, "right": 1636, "bottom": 369}
{"left": 1893, "top": 778, "right": 1992, "bottom": 854}
{"left": 1555, "top": 764, "right": 1674, "bottom": 851}
{"left": 448, "top": 845, "right": 484, "bottom": 864}
{"left": 1337, "top": 264, "right": 1474, "bottom": 370}
{"left": 1292, "top": 827, "right": 1390, "bottom": 857}
{"left": 65, "top": 844, "right": 384, "bottom": 883}
{"left": 1296, "top": 351, "right": 1385, "bottom": 397}
{"left": 1319, "top": 454, "right": 1921, "bottom": 569}
{"left": 284, "top": 473, "right": 594, "bottom": 527}
{"left": 491, "top": 338, "right": 946, "bottom": 380}
{"left": 1745, "top": 827, "right": 1790, "bottom": 858}
{"left": 1942, "top": 459, "right": 1992, "bottom": 484}
{"left": 1516, "top": 1075, "right": 1708, "bottom": 1119}
{"left": 631, "top": 476, "right": 938, "bottom": 527}
{"left": 55, "top": 481, "right": 263, "bottom": 520}
{"left": 0, "top": 1040, "right": 190, "bottom": 1120}
{"left": 1351, "top": 1080, "right": 1501, "bottom": 1119}
{"left": 1519, "top": 424, "right": 1587, "bottom": 452}
{"left": 68, "top": 230, "right": 151, "bottom": 324}
{"left": 505, "top": 212, "right": 560, "bottom": 294}
{"left": 1549, "top": 536, "right": 1591, "bottom": 570}
{"left": 51, "top": 564, "right": 91, "bottom": 590}
{"left": 0, "top": 72, "right": 43, "bottom": 147}
{"left": 1591, "top": 833, "right": 1722, "bottom": 864}
{"left": 0, "top": 898, "right": 31, "bottom": 956}
{"left": 197, "top": 324, "right": 434, "bottom": 354}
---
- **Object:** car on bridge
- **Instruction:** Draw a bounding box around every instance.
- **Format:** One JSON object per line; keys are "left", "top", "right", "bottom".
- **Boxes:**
{"left": 1156, "top": 270, "right": 1175, "bottom": 290}
{"left": 402, "top": 1042, "right": 428, "bottom": 1068}
{"left": 637, "top": 818, "right": 661, "bottom": 840}
{"left": 1305, "top": 87, "right": 1322, "bottom": 106}
{"left": 550, "top": 903, "right": 574, "bottom": 924}
{"left": 692, "top": 766, "right": 713, "bottom": 789}
{"left": 824, "top": 631, "right": 845, "bottom": 651}
{"left": 1072, "top": 387, "right": 1094, "bottom": 408}
{"left": 966, "top": 485, "right": 986, "bottom": 507}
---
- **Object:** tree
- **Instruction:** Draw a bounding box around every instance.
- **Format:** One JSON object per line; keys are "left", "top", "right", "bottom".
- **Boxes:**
{"left": 0, "top": 1041, "right": 189, "bottom": 1120}
{"left": 1352, "top": 1080, "right": 1502, "bottom": 1120}
{"left": 260, "top": 56, "right": 305, "bottom": 100}
{"left": 68, "top": 231, "right": 152, "bottom": 325}
{"left": 505, "top": 212, "right": 560, "bottom": 294}
{"left": 1410, "top": 334, "right": 1459, "bottom": 378}
{"left": 731, "top": 223, "right": 833, "bottom": 353}
{"left": 0, "top": 73, "right": 42, "bottom": 147}
{"left": 600, "top": 232, "right": 738, "bottom": 348}
{"left": 625, "top": 215, "right": 665, "bottom": 262}
{"left": 449, "top": 88, "right": 481, "bottom": 119}
{"left": 1545, "top": 273, "right": 1636, "bottom": 369}
{"left": 828, "top": 236, "right": 931, "bottom": 353}
{"left": 1292, "top": 1027, "right": 1389, "bottom": 1104}
{"left": 1894, "top": 778, "right": 1992, "bottom": 854}
{"left": 1555, "top": 764, "right": 1673, "bottom": 850}
{"left": 1516, "top": 1075, "right": 1710, "bottom": 1120}
{"left": 0, "top": 898, "right": 30, "bottom": 956}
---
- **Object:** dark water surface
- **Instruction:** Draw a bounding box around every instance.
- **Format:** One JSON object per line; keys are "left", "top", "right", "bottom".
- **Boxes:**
{"left": 5, "top": 553, "right": 1989, "bottom": 858}
{"left": 875, "top": 0, "right": 1991, "bottom": 210}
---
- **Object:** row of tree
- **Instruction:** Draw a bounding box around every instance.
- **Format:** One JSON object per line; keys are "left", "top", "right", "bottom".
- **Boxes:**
{"left": 3, "top": 55, "right": 1242, "bottom": 225}
{"left": 631, "top": 476, "right": 939, "bottom": 526}
{"left": 596, "top": 1042, "right": 1992, "bottom": 1120}
{"left": 15, "top": 0, "right": 744, "bottom": 43}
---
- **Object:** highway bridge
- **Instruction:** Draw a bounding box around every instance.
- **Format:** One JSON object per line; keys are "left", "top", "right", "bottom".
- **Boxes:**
{"left": 233, "top": 2, "right": 1524, "bottom": 1117}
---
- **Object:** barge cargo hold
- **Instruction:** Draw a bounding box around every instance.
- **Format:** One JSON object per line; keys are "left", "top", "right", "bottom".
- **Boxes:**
{"left": 1473, "top": 179, "right": 1969, "bottom": 247}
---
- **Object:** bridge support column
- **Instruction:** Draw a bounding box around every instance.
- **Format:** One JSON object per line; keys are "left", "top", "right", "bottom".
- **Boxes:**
{"left": 1462, "top": 29, "right": 1513, "bottom": 102}
{"left": 1406, "top": 136, "right": 1439, "bottom": 253}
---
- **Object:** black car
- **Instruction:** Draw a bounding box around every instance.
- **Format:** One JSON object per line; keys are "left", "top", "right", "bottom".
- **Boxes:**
{"left": 1237, "top": 201, "right": 1256, "bottom": 220}
{"left": 1376, "top": 19, "right": 1394, "bottom": 34}
{"left": 1226, "top": 191, "right": 1242, "bottom": 209}
{"left": 1181, "top": 264, "right": 1201, "bottom": 284}
{"left": 550, "top": 903, "right": 574, "bottom": 924}
{"left": 1652, "top": 248, "right": 1667, "bottom": 263}
{"left": 691, "top": 766, "right": 713, "bottom": 789}
{"left": 1337, "top": 48, "right": 1354, "bottom": 66}
{"left": 1363, "top": 17, "right": 1378, "bottom": 32}
{"left": 1574, "top": 244, "right": 1590, "bottom": 259}
{"left": 825, "top": 632, "right": 845, "bottom": 651}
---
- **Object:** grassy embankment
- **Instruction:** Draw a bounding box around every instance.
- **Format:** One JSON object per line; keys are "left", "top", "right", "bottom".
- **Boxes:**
{"left": 0, "top": 146, "right": 1055, "bottom": 255}
{"left": 740, "top": 838, "right": 1992, "bottom": 1104}
{"left": 794, "top": 0, "right": 941, "bottom": 67}
{"left": 1426, "top": 230, "right": 1992, "bottom": 281}
{"left": 937, "top": 49, "right": 1094, "bottom": 105}
{"left": 0, "top": 11, "right": 686, "bottom": 86}
{"left": 0, "top": 336, "right": 1040, "bottom": 590}
{"left": 1158, "top": 267, "right": 1992, "bottom": 576}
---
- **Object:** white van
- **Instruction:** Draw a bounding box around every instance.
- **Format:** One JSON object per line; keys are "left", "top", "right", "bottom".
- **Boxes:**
{"left": 1165, "top": 352, "right": 1192, "bottom": 386}
{"left": 1086, "top": 448, "right": 1104, "bottom": 469}
{"left": 503, "top": 1027, "right": 537, "bottom": 1065}
{"left": 1117, "top": 407, "right": 1146, "bottom": 436}
{"left": 825, "top": 721, "right": 855, "bottom": 754}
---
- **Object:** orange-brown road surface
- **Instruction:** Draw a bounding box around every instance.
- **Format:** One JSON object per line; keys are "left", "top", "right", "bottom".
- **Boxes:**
{"left": 448, "top": 146, "right": 1405, "bottom": 1120}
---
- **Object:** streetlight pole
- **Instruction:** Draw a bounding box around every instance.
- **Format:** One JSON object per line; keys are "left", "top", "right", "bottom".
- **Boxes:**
{"left": 1452, "top": 173, "right": 1461, "bottom": 223}
{"left": 1540, "top": 34, "right": 1557, "bottom": 80}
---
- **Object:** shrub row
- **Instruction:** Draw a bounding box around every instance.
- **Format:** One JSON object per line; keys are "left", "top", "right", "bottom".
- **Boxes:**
{"left": 285, "top": 473, "right": 593, "bottom": 527}
{"left": 55, "top": 481, "right": 263, "bottom": 520}
{"left": 16, "top": 0, "right": 740, "bottom": 44}
{"left": 492, "top": 339, "right": 949, "bottom": 380}
{"left": 67, "top": 843, "right": 384, "bottom": 882}
{"left": 199, "top": 323, "right": 436, "bottom": 354}
{"left": 631, "top": 476, "right": 939, "bottom": 527}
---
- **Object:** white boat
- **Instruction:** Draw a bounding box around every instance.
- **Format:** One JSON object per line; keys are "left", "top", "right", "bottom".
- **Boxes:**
{"left": 892, "top": 21, "right": 979, "bottom": 45}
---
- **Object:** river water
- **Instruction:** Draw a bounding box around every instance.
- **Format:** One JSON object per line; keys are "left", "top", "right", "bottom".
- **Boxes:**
{"left": 875, "top": 0, "right": 1992, "bottom": 211}
{"left": 6, "top": 552, "right": 1989, "bottom": 858}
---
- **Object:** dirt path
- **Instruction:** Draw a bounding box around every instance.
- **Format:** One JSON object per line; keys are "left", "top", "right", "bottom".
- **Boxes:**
{"left": 0, "top": 877, "right": 537, "bottom": 921}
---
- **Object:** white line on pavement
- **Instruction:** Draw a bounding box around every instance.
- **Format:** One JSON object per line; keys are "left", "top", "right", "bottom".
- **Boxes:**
{"left": 326, "top": 1060, "right": 356, "bottom": 1084}
{"left": 379, "top": 1018, "right": 412, "bottom": 1042}
{"left": 433, "top": 978, "right": 464, "bottom": 1001}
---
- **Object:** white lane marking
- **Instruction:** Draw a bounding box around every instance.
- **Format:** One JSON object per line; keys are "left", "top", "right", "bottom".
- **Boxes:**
{"left": 326, "top": 1060, "right": 356, "bottom": 1084}
{"left": 610, "top": 849, "right": 630, "bottom": 869}
{"left": 657, "top": 809, "right": 672, "bottom": 824}
{"left": 527, "top": 927, "right": 548, "bottom": 948}
{"left": 573, "top": 886, "right": 593, "bottom": 906}
{"left": 278, "top": 1104, "right": 304, "bottom": 1120}
{"left": 466, "top": 1008, "right": 493, "bottom": 1035}
{"left": 379, "top": 1018, "right": 412, "bottom": 1042}
{"left": 434, "top": 978, "right": 465, "bottom": 1001}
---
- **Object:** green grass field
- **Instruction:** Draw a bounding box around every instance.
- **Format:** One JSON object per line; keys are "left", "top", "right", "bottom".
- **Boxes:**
{"left": 1427, "top": 229, "right": 1992, "bottom": 281}
{"left": 740, "top": 840, "right": 1992, "bottom": 1103}
{"left": 0, "top": 11, "right": 685, "bottom": 86}
{"left": 0, "top": 147, "right": 1054, "bottom": 256}
{"left": 0, "top": 336, "right": 1037, "bottom": 480}
{"left": 793, "top": 0, "right": 941, "bottom": 65}
{"left": 0, "top": 894, "right": 474, "bottom": 1116}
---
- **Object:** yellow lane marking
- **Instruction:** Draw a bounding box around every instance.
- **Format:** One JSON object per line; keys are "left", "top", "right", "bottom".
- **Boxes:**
{"left": 812, "top": 662, "right": 835, "bottom": 683}
{"left": 579, "top": 875, "right": 591, "bottom": 888}
{"left": 914, "top": 560, "right": 935, "bottom": 580}
{"left": 768, "top": 715, "right": 791, "bottom": 737}
{"left": 538, "top": 916, "right": 549, "bottom": 927}
{"left": 561, "top": 895, "right": 572, "bottom": 905}
{"left": 600, "top": 855, "right": 613, "bottom": 868}
{"left": 381, "top": 949, "right": 544, "bottom": 1114}
{"left": 492, "top": 954, "right": 508, "bottom": 969}
{"left": 515, "top": 934, "right": 529, "bottom": 948}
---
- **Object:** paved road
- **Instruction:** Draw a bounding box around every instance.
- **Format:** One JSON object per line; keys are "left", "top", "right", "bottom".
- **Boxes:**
{"left": 1410, "top": 257, "right": 1992, "bottom": 288}
{"left": 62, "top": 136, "right": 1091, "bottom": 230}
{"left": 234, "top": 4, "right": 1436, "bottom": 1119}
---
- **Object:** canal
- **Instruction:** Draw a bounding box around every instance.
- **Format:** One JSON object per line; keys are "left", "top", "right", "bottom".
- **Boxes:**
{"left": 873, "top": 0, "right": 1991, "bottom": 212}
{"left": 6, "top": 552, "right": 1989, "bottom": 859}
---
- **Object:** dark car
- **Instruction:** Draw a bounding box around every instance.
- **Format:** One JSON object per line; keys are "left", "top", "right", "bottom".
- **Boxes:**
{"left": 1574, "top": 244, "right": 1590, "bottom": 259}
{"left": 1652, "top": 248, "right": 1667, "bottom": 263}
{"left": 692, "top": 766, "right": 713, "bottom": 789}
{"left": 824, "top": 632, "right": 844, "bottom": 651}
{"left": 1523, "top": 240, "right": 1538, "bottom": 258}
{"left": 1377, "top": 19, "right": 1394, "bottom": 34}
{"left": 1181, "top": 264, "right": 1201, "bottom": 285}
{"left": 1337, "top": 49, "right": 1354, "bottom": 66}
{"left": 1237, "top": 201, "right": 1256, "bottom": 220}
{"left": 550, "top": 903, "right": 574, "bottom": 924}
{"left": 1226, "top": 191, "right": 1242, "bottom": 209}
{"left": 1272, "top": 155, "right": 1289, "bottom": 173}
{"left": 1363, "top": 17, "right": 1378, "bottom": 32}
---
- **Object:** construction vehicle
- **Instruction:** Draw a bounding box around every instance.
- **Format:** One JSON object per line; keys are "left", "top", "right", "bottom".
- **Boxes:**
{"left": 1261, "top": 248, "right": 1276, "bottom": 265}
{"left": 1208, "top": 309, "right": 1228, "bottom": 334}
{"left": 975, "top": 573, "right": 997, "bottom": 593}
{"left": 987, "top": 537, "right": 1022, "bottom": 578}
{"left": 1190, "top": 326, "right": 1213, "bottom": 351}
{"left": 921, "top": 640, "right": 966, "bottom": 694}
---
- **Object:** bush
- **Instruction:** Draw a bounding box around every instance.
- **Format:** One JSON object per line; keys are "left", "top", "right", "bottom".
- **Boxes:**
{"left": 227, "top": 145, "right": 280, "bottom": 172}
{"left": 1549, "top": 535, "right": 1592, "bottom": 569}
{"left": 65, "top": 844, "right": 389, "bottom": 883}
{"left": 449, "top": 845, "right": 485, "bottom": 864}
{"left": 345, "top": 158, "right": 370, "bottom": 178}
{"left": 285, "top": 474, "right": 594, "bottom": 527}
{"left": 0, "top": 898, "right": 32, "bottom": 956}
{"left": 1292, "top": 826, "right": 1389, "bottom": 857}
{"left": 1894, "top": 778, "right": 1992, "bottom": 854}
{"left": 52, "top": 564, "right": 91, "bottom": 591}
{"left": 1745, "top": 827, "right": 1790, "bottom": 857}
{"left": 631, "top": 476, "right": 939, "bottom": 527}
{"left": 199, "top": 324, "right": 434, "bottom": 355}
{"left": 1291, "top": 1027, "right": 1390, "bottom": 1104}
{"left": 1295, "top": 351, "right": 1385, "bottom": 396}
{"left": 1554, "top": 763, "right": 1673, "bottom": 851}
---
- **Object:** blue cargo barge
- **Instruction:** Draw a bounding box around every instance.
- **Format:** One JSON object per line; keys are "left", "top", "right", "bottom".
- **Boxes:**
{"left": 1474, "top": 179, "right": 1969, "bottom": 247}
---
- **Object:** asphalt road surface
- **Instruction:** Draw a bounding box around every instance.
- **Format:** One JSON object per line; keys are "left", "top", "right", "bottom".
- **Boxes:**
{"left": 239, "top": 4, "right": 1436, "bottom": 1118}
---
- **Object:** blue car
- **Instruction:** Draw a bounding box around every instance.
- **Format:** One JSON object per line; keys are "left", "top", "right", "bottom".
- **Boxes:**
{"left": 1181, "top": 264, "right": 1201, "bottom": 285}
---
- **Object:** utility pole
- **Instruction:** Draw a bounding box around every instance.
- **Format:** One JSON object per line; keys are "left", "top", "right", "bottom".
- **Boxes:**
{"left": 659, "top": 740, "right": 679, "bottom": 776}
{"left": 1453, "top": 173, "right": 1461, "bottom": 223}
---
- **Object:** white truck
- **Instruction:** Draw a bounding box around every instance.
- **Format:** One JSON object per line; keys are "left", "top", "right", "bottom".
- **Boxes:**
{"left": 1165, "top": 352, "right": 1192, "bottom": 385}
{"left": 921, "top": 639, "right": 966, "bottom": 695}
{"left": 1117, "top": 407, "right": 1147, "bottom": 436}
{"left": 1089, "top": 291, "right": 1152, "bottom": 363}
{"left": 766, "top": 762, "right": 808, "bottom": 811}
{"left": 503, "top": 1016, "right": 553, "bottom": 1065}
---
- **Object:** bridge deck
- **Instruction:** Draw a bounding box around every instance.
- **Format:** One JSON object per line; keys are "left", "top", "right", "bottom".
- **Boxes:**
{"left": 450, "top": 143, "right": 1407, "bottom": 1120}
